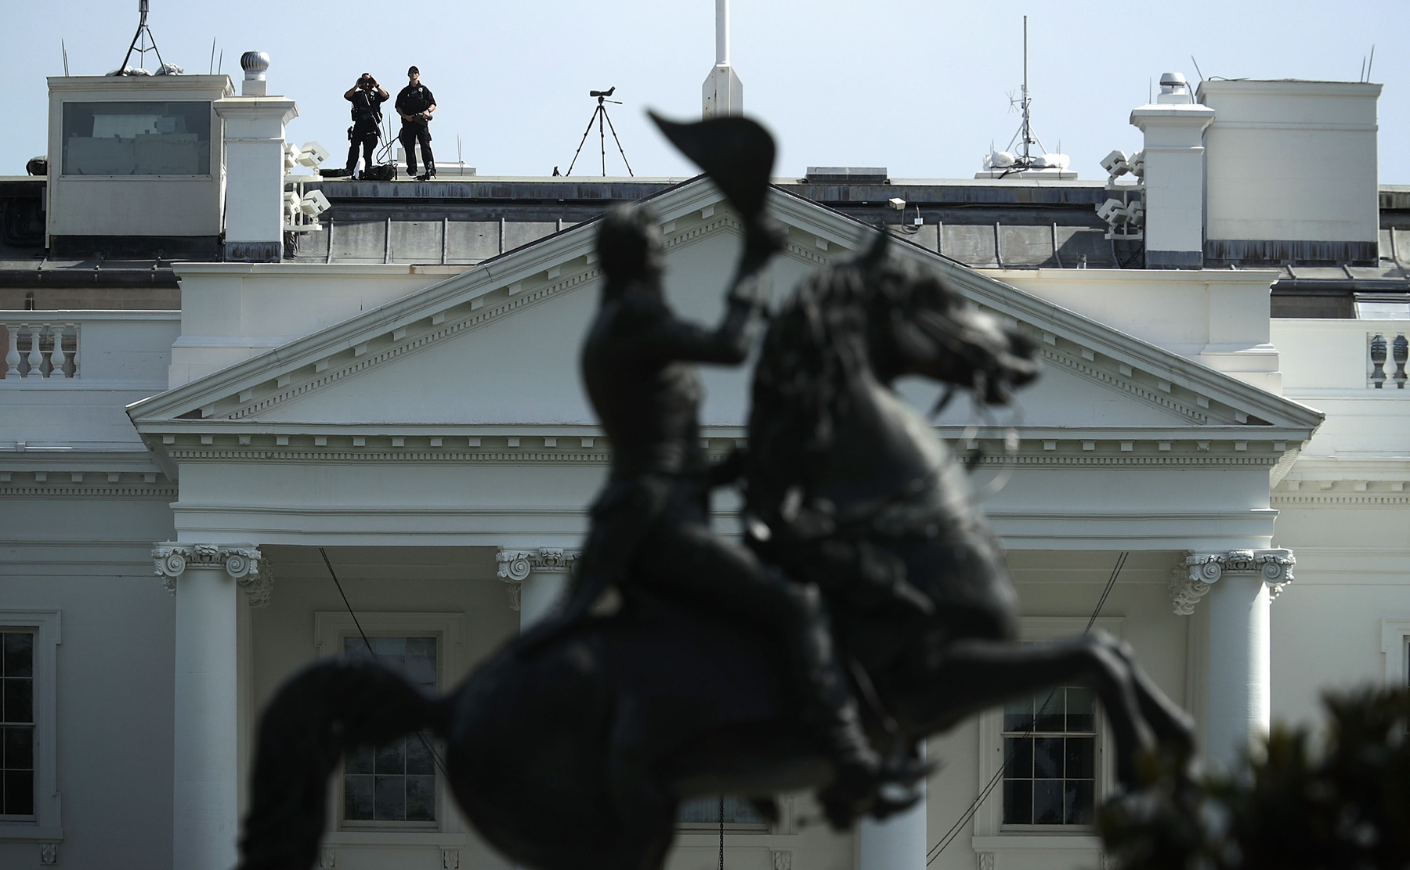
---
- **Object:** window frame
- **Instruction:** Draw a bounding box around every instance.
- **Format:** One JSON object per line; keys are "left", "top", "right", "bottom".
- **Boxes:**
{"left": 60, "top": 100, "right": 215, "bottom": 178}
{"left": 973, "top": 616, "right": 1122, "bottom": 853}
{"left": 0, "top": 611, "right": 61, "bottom": 843}
{"left": 675, "top": 794, "right": 773, "bottom": 834}
{"left": 313, "top": 611, "right": 467, "bottom": 846}
{"left": 1381, "top": 619, "right": 1410, "bottom": 688}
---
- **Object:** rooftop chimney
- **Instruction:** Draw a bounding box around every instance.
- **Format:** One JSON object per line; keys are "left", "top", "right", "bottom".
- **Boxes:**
{"left": 702, "top": 0, "right": 742, "bottom": 119}
{"left": 217, "top": 52, "right": 298, "bottom": 261}
{"left": 1130, "top": 71, "right": 1215, "bottom": 268}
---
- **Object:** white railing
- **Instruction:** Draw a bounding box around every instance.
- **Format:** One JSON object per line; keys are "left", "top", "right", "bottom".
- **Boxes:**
{"left": 3, "top": 321, "right": 80, "bottom": 380}
{"left": 1368, "top": 331, "right": 1408, "bottom": 389}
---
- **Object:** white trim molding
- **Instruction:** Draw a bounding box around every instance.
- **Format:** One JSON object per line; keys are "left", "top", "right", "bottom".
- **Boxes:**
{"left": 152, "top": 543, "right": 273, "bottom": 607}
{"left": 1169, "top": 549, "right": 1295, "bottom": 615}
{"left": 1381, "top": 620, "right": 1410, "bottom": 688}
{"left": 0, "top": 610, "right": 62, "bottom": 843}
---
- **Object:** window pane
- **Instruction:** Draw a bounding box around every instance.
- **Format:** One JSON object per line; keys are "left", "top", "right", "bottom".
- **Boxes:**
{"left": 1035, "top": 690, "right": 1064, "bottom": 732}
{"left": 61, "top": 102, "right": 212, "bottom": 176}
{"left": 1065, "top": 780, "right": 1095, "bottom": 825}
{"left": 1003, "top": 697, "right": 1033, "bottom": 732}
{"left": 373, "top": 636, "right": 406, "bottom": 659}
{"left": 4, "top": 727, "right": 34, "bottom": 771}
{"left": 1002, "top": 779, "right": 1032, "bottom": 825}
{"left": 1033, "top": 737, "right": 1063, "bottom": 779}
{"left": 406, "top": 775, "right": 436, "bottom": 822}
{"left": 677, "top": 796, "right": 767, "bottom": 825}
{"left": 3, "top": 680, "right": 33, "bottom": 724}
{"left": 346, "top": 744, "right": 374, "bottom": 775}
{"left": 374, "top": 738, "right": 405, "bottom": 775}
{"left": 3, "top": 634, "right": 33, "bottom": 678}
{"left": 344, "top": 776, "right": 374, "bottom": 820}
{"left": 1003, "top": 737, "right": 1032, "bottom": 778}
{"left": 374, "top": 775, "right": 405, "bottom": 821}
{"left": 1066, "top": 737, "right": 1095, "bottom": 779}
{"left": 3, "top": 769, "right": 34, "bottom": 816}
{"left": 1034, "top": 780, "right": 1064, "bottom": 824}
{"left": 1066, "top": 688, "right": 1095, "bottom": 732}
{"left": 406, "top": 734, "right": 435, "bottom": 776}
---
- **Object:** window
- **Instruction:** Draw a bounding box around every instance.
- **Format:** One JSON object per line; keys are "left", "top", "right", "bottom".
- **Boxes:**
{"left": 342, "top": 637, "right": 438, "bottom": 826}
{"left": 677, "top": 796, "right": 769, "bottom": 831}
{"left": 312, "top": 611, "right": 466, "bottom": 845}
{"left": 1, "top": 631, "right": 35, "bottom": 819}
{"left": 0, "top": 611, "right": 60, "bottom": 842}
{"left": 1000, "top": 687, "right": 1097, "bottom": 827}
{"left": 62, "top": 101, "right": 212, "bottom": 176}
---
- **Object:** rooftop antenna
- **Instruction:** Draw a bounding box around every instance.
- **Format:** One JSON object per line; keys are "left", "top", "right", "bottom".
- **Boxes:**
{"left": 564, "top": 87, "right": 634, "bottom": 177}
{"left": 1002, "top": 15, "right": 1050, "bottom": 168}
{"left": 61, "top": 39, "right": 69, "bottom": 76}
{"left": 117, "top": 0, "right": 167, "bottom": 74}
{"left": 209, "top": 37, "right": 216, "bottom": 75}
{"left": 1190, "top": 55, "right": 1205, "bottom": 83}
{"left": 1366, "top": 44, "right": 1375, "bottom": 82}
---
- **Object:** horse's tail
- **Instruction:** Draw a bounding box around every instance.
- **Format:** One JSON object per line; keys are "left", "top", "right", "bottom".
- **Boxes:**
{"left": 237, "top": 657, "right": 452, "bottom": 870}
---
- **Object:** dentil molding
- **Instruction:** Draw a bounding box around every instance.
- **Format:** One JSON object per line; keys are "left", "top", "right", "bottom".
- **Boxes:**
{"left": 152, "top": 542, "right": 273, "bottom": 607}
{"left": 496, "top": 547, "right": 580, "bottom": 611}
{"left": 1169, "top": 549, "right": 1295, "bottom": 615}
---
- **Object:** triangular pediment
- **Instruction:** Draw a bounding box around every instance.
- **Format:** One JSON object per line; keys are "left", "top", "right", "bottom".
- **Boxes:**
{"left": 128, "top": 177, "right": 1323, "bottom": 459}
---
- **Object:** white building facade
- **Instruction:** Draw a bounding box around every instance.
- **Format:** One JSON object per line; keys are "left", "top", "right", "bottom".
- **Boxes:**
{"left": 0, "top": 61, "right": 1406, "bottom": 870}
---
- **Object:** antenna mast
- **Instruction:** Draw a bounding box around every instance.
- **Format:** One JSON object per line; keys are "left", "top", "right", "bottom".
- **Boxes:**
{"left": 117, "top": 0, "right": 167, "bottom": 74}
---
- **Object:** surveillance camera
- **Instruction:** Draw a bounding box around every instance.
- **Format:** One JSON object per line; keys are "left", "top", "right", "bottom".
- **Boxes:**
{"left": 887, "top": 197, "right": 907, "bottom": 211}
{"left": 1100, "top": 150, "right": 1130, "bottom": 177}
{"left": 299, "top": 190, "right": 332, "bottom": 217}
{"left": 296, "top": 141, "right": 330, "bottom": 168}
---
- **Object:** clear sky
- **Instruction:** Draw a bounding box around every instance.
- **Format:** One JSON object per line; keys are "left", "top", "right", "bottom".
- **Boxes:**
{"left": 5, "top": 1, "right": 1408, "bottom": 183}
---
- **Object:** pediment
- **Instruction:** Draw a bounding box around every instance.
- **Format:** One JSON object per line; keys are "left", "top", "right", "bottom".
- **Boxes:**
{"left": 128, "top": 177, "right": 1323, "bottom": 460}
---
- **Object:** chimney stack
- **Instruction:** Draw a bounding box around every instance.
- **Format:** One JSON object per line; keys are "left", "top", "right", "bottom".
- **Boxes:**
{"left": 216, "top": 52, "right": 298, "bottom": 261}
{"left": 1130, "top": 72, "right": 1215, "bottom": 268}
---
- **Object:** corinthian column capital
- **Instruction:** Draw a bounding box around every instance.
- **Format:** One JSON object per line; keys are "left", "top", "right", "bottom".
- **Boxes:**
{"left": 1170, "top": 549, "right": 1295, "bottom": 615}
{"left": 152, "top": 543, "right": 273, "bottom": 607}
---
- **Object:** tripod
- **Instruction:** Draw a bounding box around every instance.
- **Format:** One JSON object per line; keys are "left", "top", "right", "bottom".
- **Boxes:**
{"left": 565, "top": 87, "right": 634, "bottom": 177}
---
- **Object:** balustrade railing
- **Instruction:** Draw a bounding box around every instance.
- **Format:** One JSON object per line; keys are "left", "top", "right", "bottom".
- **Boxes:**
{"left": 2, "top": 321, "right": 80, "bottom": 380}
{"left": 1368, "top": 331, "right": 1409, "bottom": 389}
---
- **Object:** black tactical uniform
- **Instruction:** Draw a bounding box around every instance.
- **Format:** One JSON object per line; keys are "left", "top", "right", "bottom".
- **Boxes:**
{"left": 395, "top": 77, "right": 437, "bottom": 179}
{"left": 344, "top": 86, "right": 386, "bottom": 176}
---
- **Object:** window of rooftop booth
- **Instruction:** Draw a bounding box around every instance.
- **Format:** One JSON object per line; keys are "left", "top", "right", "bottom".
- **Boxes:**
{"left": 313, "top": 612, "right": 468, "bottom": 843}
{"left": 61, "top": 101, "right": 212, "bottom": 176}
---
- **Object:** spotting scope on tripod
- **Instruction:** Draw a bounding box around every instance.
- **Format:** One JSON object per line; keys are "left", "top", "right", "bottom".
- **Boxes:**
{"left": 564, "top": 87, "right": 634, "bottom": 177}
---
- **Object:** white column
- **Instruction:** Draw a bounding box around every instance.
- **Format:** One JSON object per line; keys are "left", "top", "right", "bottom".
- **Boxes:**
{"left": 858, "top": 743, "right": 926, "bottom": 870}
{"left": 1173, "top": 550, "right": 1294, "bottom": 771}
{"left": 497, "top": 548, "right": 580, "bottom": 630}
{"left": 154, "top": 543, "right": 272, "bottom": 870}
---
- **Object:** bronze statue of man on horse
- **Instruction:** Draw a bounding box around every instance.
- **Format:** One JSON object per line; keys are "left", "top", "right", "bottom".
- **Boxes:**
{"left": 236, "top": 115, "right": 1195, "bottom": 870}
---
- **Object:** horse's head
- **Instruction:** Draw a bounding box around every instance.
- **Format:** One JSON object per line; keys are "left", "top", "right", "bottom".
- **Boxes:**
{"left": 854, "top": 231, "right": 1039, "bottom": 403}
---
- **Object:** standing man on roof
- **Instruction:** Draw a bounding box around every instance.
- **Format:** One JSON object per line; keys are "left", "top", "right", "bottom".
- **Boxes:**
{"left": 343, "top": 72, "right": 388, "bottom": 178}
{"left": 396, "top": 66, "right": 437, "bottom": 180}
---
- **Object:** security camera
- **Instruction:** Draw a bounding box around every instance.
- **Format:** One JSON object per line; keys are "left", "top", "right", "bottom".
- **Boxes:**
{"left": 1100, "top": 150, "right": 1130, "bottom": 178}
{"left": 887, "top": 197, "right": 907, "bottom": 211}
{"left": 296, "top": 142, "right": 330, "bottom": 168}
{"left": 299, "top": 190, "right": 331, "bottom": 217}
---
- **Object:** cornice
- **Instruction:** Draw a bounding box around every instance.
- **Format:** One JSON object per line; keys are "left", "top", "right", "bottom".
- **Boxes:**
{"left": 0, "top": 469, "right": 174, "bottom": 498}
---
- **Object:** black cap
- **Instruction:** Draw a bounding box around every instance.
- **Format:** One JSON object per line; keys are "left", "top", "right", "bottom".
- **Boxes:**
{"left": 408, "top": 65, "right": 419, "bottom": 75}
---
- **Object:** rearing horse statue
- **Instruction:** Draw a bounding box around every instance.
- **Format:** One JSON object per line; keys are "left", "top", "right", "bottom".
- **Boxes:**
{"left": 237, "top": 118, "right": 1194, "bottom": 870}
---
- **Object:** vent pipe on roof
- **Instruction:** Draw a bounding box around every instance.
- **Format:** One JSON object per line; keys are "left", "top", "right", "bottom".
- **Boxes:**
{"left": 240, "top": 50, "right": 270, "bottom": 96}
{"left": 702, "top": 0, "right": 742, "bottom": 119}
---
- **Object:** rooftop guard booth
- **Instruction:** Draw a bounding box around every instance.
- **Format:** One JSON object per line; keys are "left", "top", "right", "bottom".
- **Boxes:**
{"left": 45, "top": 75, "right": 234, "bottom": 257}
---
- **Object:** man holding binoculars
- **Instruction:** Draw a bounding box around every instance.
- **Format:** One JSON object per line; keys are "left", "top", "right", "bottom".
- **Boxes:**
{"left": 342, "top": 73, "right": 389, "bottom": 178}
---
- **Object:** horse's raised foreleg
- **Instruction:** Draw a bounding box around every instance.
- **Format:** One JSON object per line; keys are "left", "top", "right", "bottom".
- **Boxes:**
{"left": 907, "top": 632, "right": 1156, "bottom": 787}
